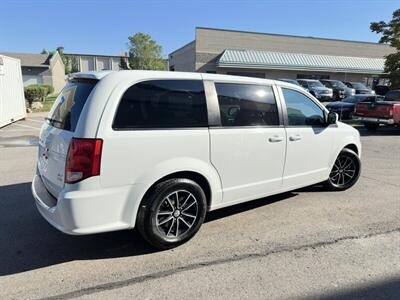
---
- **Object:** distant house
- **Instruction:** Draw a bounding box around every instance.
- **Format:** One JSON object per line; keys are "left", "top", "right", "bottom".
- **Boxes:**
{"left": 0, "top": 51, "right": 65, "bottom": 92}
{"left": 64, "top": 53, "right": 129, "bottom": 72}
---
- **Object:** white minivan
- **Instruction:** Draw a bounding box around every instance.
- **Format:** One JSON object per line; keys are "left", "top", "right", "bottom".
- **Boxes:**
{"left": 32, "top": 71, "right": 361, "bottom": 249}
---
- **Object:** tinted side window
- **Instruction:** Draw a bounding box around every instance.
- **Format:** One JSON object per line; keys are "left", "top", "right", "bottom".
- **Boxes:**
{"left": 49, "top": 80, "right": 97, "bottom": 132}
{"left": 113, "top": 80, "right": 208, "bottom": 129}
{"left": 282, "top": 88, "right": 325, "bottom": 126}
{"left": 215, "top": 83, "right": 279, "bottom": 126}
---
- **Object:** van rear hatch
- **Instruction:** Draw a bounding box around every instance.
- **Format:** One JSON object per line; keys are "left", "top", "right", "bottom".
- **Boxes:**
{"left": 38, "top": 79, "right": 98, "bottom": 197}
{"left": 354, "top": 101, "right": 395, "bottom": 119}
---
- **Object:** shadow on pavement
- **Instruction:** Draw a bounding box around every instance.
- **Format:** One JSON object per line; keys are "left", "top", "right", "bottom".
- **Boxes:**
{"left": 357, "top": 127, "right": 400, "bottom": 137}
{"left": 0, "top": 182, "right": 300, "bottom": 276}
{"left": 306, "top": 276, "right": 400, "bottom": 300}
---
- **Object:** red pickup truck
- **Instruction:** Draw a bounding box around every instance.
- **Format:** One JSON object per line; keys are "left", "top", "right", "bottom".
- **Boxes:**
{"left": 353, "top": 90, "right": 400, "bottom": 130}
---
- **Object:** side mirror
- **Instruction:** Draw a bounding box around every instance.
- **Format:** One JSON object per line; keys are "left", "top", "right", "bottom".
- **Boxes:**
{"left": 327, "top": 111, "right": 338, "bottom": 125}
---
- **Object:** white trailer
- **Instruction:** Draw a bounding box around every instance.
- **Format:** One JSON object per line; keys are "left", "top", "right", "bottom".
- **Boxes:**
{"left": 0, "top": 55, "right": 26, "bottom": 128}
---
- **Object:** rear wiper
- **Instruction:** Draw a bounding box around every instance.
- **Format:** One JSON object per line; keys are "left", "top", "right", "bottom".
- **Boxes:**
{"left": 45, "top": 117, "right": 62, "bottom": 125}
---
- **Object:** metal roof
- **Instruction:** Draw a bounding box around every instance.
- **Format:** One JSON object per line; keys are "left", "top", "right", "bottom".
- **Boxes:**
{"left": 217, "top": 49, "right": 385, "bottom": 74}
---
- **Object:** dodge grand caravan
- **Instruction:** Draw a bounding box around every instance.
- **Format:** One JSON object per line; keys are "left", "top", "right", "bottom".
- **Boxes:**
{"left": 32, "top": 71, "right": 361, "bottom": 249}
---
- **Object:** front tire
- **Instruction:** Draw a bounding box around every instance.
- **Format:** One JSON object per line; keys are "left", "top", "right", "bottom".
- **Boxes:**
{"left": 325, "top": 148, "right": 361, "bottom": 191}
{"left": 136, "top": 178, "right": 207, "bottom": 250}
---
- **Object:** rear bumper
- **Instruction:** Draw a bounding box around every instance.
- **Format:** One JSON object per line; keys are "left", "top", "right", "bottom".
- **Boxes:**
{"left": 32, "top": 174, "right": 136, "bottom": 235}
{"left": 352, "top": 116, "right": 395, "bottom": 125}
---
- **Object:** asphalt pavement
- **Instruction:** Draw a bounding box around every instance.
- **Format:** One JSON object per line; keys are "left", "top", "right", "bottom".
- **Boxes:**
{"left": 0, "top": 114, "right": 399, "bottom": 299}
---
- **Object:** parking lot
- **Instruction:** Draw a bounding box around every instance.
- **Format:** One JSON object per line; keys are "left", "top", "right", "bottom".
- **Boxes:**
{"left": 0, "top": 115, "right": 399, "bottom": 299}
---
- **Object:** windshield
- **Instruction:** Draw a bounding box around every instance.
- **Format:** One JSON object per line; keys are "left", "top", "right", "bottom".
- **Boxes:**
{"left": 279, "top": 79, "right": 300, "bottom": 86}
{"left": 307, "top": 81, "right": 324, "bottom": 88}
{"left": 48, "top": 80, "right": 98, "bottom": 131}
{"left": 329, "top": 81, "right": 347, "bottom": 88}
{"left": 344, "top": 95, "right": 376, "bottom": 103}
{"left": 343, "top": 96, "right": 358, "bottom": 103}
{"left": 351, "top": 82, "right": 368, "bottom": 90}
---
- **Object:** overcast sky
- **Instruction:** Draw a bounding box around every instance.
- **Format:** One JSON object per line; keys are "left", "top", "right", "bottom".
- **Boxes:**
{"left": 0, "top": 0, "right": 397, "bottom": 57}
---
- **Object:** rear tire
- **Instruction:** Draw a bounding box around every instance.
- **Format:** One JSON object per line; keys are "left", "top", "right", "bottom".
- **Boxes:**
{"left": 324, "top": 148, "right": 361, "bottom": 191}
{"left": 136, "top": 178, "right": 207, "bottom": 250}
{"left": 364, "top": 123, "right": 378, "bottom": 130}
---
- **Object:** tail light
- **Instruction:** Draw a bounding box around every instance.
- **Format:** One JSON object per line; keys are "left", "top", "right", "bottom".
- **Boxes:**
{"left": 65, "top": 138, "right": 103, "bottom": 184}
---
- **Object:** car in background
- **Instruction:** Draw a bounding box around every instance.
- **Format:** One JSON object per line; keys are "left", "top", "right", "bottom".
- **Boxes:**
{"left": 320, "top": 79, "right": 355, "bottom": 101}
{"left": 297, "top": 79, "right": 333, "bottom": 101}
{"left": 374, "top": 85, "right": 390, "bottom": 96}
{"left": 343, "top": 82, "right": 375, "bottom": 95}
{"left": 326, "top": 95, "right": 381, "bottom": 120}
{"left": 277, "top": 79, "right": 309, "bottom": 92}
{"left": 353, "top": 90, "right": 400, "bottom": 130}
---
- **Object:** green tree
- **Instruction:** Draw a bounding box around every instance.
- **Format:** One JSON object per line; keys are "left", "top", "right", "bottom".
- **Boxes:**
{"left": 370, "top": 9, "right": 400, "bottom": 88}
{"left": 119, "top": 57, "right": 129, "bottom": 70}
{"left": 126, "top": 32, "right": 165, "bottom": 70}
{"left": 54, "top": 46, "right": 79, "bottom": 74}
{"left": 55, "top": 46, "right": 71, "bottom": 73}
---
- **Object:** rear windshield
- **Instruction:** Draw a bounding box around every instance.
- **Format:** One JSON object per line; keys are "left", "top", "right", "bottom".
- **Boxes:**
{"left": 385, "top": 90, "right": 400, "bottom": 101}
{"left": 48, "top": 80, "right": 97, "bottom": 131}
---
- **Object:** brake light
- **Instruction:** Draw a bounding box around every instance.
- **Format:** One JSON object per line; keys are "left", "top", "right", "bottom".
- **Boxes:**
{"left": 65, "top": 138, "right": 103, "bottom": 184}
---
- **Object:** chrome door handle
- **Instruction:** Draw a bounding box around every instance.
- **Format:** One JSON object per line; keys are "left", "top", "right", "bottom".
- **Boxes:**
{"left": 289, "top": 135, "right": 302, "bottom": 141}
{"left": 268, "top": 136, "right": 284, "bottom": 143}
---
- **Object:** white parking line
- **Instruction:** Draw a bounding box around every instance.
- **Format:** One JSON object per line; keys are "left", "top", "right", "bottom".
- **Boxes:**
{"left": 0, "top": 129, "right": 35, "bottom": 132}
{"left": 26, "top": 118, "right": 44, "bottom": 124}
{"left": 13, "top": 123, "right": 41, "bottom": 130}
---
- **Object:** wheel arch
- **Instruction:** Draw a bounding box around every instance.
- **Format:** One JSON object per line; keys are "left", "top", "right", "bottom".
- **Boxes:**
{"left": 129, "top": 158, "right": 223, "bottom": 227}
{"left": 142, "top": 171, "right": 212, "bottom": 209}
{"left": 343, "top": 143, "right": 359, "bottom": 155}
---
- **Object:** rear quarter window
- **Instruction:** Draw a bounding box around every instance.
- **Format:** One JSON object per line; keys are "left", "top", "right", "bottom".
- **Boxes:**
{"left": 48, "top": 80, "right": 97, "bottom": 131}
{"left": 113, "top": 80, "right": 208, "bottom": 129}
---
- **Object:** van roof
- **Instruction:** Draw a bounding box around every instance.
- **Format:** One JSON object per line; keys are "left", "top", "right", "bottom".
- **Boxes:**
{"left": 67, "top": 70, "right": 308, "bottom": 91}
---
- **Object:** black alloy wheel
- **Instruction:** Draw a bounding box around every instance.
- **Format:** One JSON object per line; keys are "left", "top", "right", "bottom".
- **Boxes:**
{"left": 325, "top": 148, "right": 361, "bottom": 191}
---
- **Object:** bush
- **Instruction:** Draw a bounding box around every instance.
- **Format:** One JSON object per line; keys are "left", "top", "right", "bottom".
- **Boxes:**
{"left": 24, "top": 84, "right": 54, "bottom": 106}
{"left": 41, "top": 84, "right": 54, "bottom": 95}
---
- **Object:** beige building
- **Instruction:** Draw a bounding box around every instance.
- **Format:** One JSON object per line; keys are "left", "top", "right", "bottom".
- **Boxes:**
{"left": 169, "top": 27, "right": 394, "bottom": 86}
{"left": 65, "top": 53, "right": 129, "bottom": 72}
{"left": 0, "top": 51, "right": 65, "bottom": 92}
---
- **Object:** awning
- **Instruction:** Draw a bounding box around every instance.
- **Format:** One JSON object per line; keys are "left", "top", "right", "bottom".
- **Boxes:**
{"left": 217, "top": 49, "right": 385, "bottom": 74}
